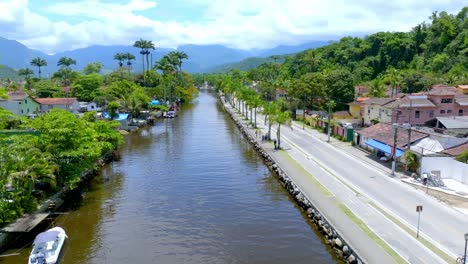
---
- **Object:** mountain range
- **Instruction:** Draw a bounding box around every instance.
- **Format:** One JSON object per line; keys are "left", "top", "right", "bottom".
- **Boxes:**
{"left": 0, "top": 36, "right": 327, "bottom": 75}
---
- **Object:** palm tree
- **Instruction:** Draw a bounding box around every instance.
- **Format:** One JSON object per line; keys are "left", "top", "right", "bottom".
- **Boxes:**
{"left": 250, "top": 95, "right": 263, "bottom": 128}
{"left": 124, "top": 53, "right": 136, "bottom": 73}
{"left": 133, "top": 38, "right": 148, "bottom": 73}
{"left": 30, "top": 57, "right": 47, "bottom": 78}
{"left": 57, "top": 57, "right": 76, "bottom": 69}
{"left": 368, "top": 77, "right": 386, "bottom": 97}
{"left": 173, "top": 51, "right": 188, "bottom": 71}
{"left": 18, "top": 68, "right": 34, "bottom": 80}
{"left": 155, "top": 56, "right": 176, "bottom": 101}
{"left": 273, "top": 109, "right": 292, "bottom": 149}
{"left": 385, "top": 67, "right": 402, "bottom": 98}
{"left": 113, "top": 53, "right": 125, "bottom": 68}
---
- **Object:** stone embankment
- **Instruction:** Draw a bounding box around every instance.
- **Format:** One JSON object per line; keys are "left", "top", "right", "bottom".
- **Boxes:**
{"left": 221, "top": 96, "right": 364, "bottom": 264}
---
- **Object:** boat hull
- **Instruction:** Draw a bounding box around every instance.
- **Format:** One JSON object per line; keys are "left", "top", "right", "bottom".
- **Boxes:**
{"left": 29, "top": 227, "right": 67, "bottom": 264}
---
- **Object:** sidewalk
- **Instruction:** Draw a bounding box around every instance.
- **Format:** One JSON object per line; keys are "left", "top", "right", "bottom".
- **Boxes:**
{"left": 224, "top": 103, "right": 397, "bottom": 264}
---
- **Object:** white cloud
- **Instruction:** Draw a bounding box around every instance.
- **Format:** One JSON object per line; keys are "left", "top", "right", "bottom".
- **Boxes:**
{"left": 0, "top": 0, "right": 465, "bottom": 54}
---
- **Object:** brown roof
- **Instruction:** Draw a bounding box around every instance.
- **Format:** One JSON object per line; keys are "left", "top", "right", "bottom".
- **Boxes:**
{"left": 358, "top": 123, "right": 429, "bottom": 148}
{"left": 426, "top": 85, "right": 459, "bottom": 96}
{"left": 443, "top": 142, "right": 468, "bottom": 156}
{"left": 333, "top": 111, "right": 352, "bottom": 117}
{"left": 7, "top": 90, "right": 28, "bottom": 101}
{"left": 362, "top": 97, "right": 394, "bottom": 106}
{"left": 35, "top": 98, "right": 78, "bottom": 105}
{"left": 383, "top": 96, "right": 436, "bottom": 108}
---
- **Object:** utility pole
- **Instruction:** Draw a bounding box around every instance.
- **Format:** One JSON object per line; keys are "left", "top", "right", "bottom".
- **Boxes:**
{"left": 407, "top": 97, "right": 413, "bottom": 149}
{"left": 391, "top": 123, "right": 398, "bottom": 176}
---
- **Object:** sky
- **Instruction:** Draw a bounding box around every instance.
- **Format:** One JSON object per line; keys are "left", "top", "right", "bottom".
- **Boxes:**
{"left": 0, "top": 0, "right": 466, "bottom": 54}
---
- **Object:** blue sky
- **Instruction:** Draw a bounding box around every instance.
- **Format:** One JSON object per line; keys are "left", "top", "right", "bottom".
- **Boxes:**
{"left": 0, "top": 0, "right": 466, "bottom": 54}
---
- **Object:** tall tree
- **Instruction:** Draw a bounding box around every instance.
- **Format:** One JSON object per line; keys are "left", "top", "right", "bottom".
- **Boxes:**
{"left": 124, "top": 53, "right": 136, "bottom": 73}
{"left": 113, "top": 53, "right": 126, "bottom": 68}
{"left": 18, "top": 68, "right": 34, "bottom": 80}
{"left": 57, "top": 57, "right": 77, "bottom": 69}
{"left": 30, "top": 57, "right": 47, "bottom": 78}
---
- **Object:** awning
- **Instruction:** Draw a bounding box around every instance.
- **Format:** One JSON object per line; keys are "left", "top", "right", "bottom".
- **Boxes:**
{"left": 365, "top": 139, "right": 405, "bottom": 157}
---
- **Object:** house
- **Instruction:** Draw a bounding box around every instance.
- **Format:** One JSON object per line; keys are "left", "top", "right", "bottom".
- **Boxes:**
{"left": 35, "top": 98, "right": 80, "bottom": 114}
{"left": 356, "top": 123, "right": 429, "bottom": 157}
{"left": 420, "top": 142, "right": 468, "bottom": 184}
{"left": 425, "top": 85, "right": 467, "bottom": 117}
{"left": 0, "top": 90, "right": 40, "bottom": 116}
{"left": 348, "top": 97, "right": 369, "bottom": 119}
{"left": 456, "top": 85, "right": 468, "bottom": 95}
{"left": 434, "top": 116, "right": 468, "bottom": 135}
{"left": 361, "top": 98, "right": 395, "bottom": 126}
{"left": 79, "top": 101, "right": 101, "bottom": 112}
{"left": 275, "top": 88, "right": 287, "bottom": 101}
{"left": 384, "top": 95, "right": 437, "bottom": 125}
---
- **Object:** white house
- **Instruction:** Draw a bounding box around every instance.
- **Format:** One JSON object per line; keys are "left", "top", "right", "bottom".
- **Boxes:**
{"left": 79, "top": 101, "right": 101, "bottom": 112}
{"left": 35, "top": 98, "right": 80, "bottom": 114}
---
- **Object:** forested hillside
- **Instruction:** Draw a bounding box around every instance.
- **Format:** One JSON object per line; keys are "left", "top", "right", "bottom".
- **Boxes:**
{"left": 282, "top": 8, "right": 467, "bottom": 85}
{"left": 202, "top": 7, "right": 467, "bottom": 112}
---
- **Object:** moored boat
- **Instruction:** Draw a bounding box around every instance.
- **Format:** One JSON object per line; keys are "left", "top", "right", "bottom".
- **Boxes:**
{"left": 29, "top": 227, "right": 67, "bottom": 264}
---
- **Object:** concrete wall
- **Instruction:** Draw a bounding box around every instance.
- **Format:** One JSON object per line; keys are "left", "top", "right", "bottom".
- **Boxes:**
{"left": 421, "top": 156, "right": 468, "bottom": 184}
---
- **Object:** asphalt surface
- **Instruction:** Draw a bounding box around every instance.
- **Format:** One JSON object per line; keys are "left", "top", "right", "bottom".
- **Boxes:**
{"left": 225, "top": 101, "right": 467, "bottom": 264}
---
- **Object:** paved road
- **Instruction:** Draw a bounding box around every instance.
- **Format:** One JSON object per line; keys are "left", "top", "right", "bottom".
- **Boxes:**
{"left": 240, "top": 107, "right": 467, "bottom": 264}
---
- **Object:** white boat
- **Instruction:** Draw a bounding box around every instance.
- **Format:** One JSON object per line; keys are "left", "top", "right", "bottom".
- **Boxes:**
{"left": 163, "top": 111, "right": 176, "bottom": 118}
{"left": 29, "top": 227, "right": 67, "bottom": 264}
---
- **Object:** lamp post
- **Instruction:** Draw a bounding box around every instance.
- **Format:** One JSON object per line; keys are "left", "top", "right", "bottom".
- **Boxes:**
{"left": 464, "top": 233, "right": 468, "bottom": 264}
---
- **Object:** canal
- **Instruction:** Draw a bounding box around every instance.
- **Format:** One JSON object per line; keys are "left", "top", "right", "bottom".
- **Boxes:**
{"left": 2, "top": 91, "right": 337, "bottom": 264}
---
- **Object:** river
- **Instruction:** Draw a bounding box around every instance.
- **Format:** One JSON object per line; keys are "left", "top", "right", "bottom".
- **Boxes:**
{"left": 1, "top": 91, "right": 338, "bottom": 264}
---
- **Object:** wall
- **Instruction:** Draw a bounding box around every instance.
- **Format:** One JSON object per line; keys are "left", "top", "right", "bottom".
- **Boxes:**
{"left": 421, "top": 156, "right": 468, "bottom": 184}
{"left": 0, "top": 101, "right": 20, "bottom": 115}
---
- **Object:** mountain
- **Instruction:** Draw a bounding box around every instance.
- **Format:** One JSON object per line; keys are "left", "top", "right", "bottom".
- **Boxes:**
{"left": 0, "top": 37, "right": 327, "bottom": 74}
{"left": 0, "top": 37, "right": 48, "bottom": 70}
{"left": 0, "top": 65, "right": 18, "bottom": 80}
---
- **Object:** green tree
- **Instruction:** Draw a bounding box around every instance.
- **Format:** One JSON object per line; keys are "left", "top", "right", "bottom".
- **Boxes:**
{"left": 367, "top": 77, "right": 386, "bottom": 97}
{"left": 33, "top": 79, "right": 62, "bottom": 98}
{"left": 30, "top": 57, "right": 47, "bottom": 78}
{"left": 17, "top": 68, "right": 34, "bottom": 81}
{"left": 71, "top": 73, "right": 103, "bottom": 101}
{"left": 272, "top": 108, "right": 292, "bottom": 149}
{"left": 83, "top": 62, "right": 103, "bottom": 74}
{"left": 57, "top": 57, "right": 77, "bottom": 69}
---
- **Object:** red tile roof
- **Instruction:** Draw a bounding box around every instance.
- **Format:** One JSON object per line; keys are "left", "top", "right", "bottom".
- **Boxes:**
{"left": 7, "top": 90, "right": 28, "bottom": 101}
{"left": 362, "top": 98, "right": 394, "bottom": 106}
{"left": 443, "top": 142, "right": 468, "bottom": 156}
{"left": 35, "top": 98, "right": 78, "bottom": 105}
{"left": 357, "top": 123, "right": 428, "bottom": 148}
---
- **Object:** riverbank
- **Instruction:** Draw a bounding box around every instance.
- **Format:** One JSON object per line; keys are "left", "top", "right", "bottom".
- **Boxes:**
{"left": 220, "top": 95, "right": 396, "bottom": 264}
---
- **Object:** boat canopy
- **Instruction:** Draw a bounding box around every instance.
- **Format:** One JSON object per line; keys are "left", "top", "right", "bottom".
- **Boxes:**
{"left": 34, "top": 231, "right": 59, "bottom": 244}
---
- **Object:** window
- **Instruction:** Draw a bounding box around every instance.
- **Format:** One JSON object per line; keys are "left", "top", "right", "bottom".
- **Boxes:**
{"left": 25, "top": 99, "right": 27, "bottom": 103}
{"left": 429, "top": 110, "right": 434, "bottom": 118}
{"left": 440, "top": 110, "right": 445, "bottom": 114}
{"left": 91, "top": 105, "right": 95, "bottom": 109}
{"left": 21, "top": 109, "right": 23, "bottom": 113}
{"left": 459, "top": 109, "right": 463, "bottom": 116}
{"left": 415, "top": 111, "right": 420, "bottom": 118}
{"left": 447, "top": 110, "right": 452, "bottom": 114}
{"left": 367, "top": 109, "right": 370, "bottom": 114}
{"left": 441, "top": 98, "right": 453, "bottom": 103}
{"left": 27, "top": 108, "right": 29, "bottom": 113}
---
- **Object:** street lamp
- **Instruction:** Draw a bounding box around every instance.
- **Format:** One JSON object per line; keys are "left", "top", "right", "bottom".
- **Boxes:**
{"left": 464, "top": 233, "right": 468, "bottom": 264}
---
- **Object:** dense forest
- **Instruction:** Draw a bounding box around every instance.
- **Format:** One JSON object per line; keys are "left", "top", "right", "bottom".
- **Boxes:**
{"left": 196, "top": 7, "right": 467, "bottom": 111}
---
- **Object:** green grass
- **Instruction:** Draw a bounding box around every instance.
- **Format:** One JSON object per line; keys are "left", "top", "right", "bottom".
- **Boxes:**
{"left": 369, "top": 202, "right": 455, "bottom": 264}
{"left": 338, "top": 203, "right": 408, "bottom": 264}
{"left": 279, "top": 150, "right": 333, "bottom": 197}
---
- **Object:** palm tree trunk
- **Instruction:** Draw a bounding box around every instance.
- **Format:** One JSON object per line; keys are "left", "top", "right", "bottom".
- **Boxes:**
{"left": 38, "top": 67, "right": 41, "bottom": 79}
{"left": 277, "top": 124, "right": 281, "bottom": 149}
{"left": 268, "top": 122, "right": 272, "bottom": 140}
{"left": 250, "top": 108, "right": 253, "bottom": 123}
{"left": 254, "top": 108, "right": 257, "bottom": 128}
{"left": 302, "top": 110, "right": 306, "bottom": 129}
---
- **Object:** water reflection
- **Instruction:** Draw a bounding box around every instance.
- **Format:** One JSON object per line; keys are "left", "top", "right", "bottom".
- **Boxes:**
{"left": 1, "top": 92, "right": 337, "bottom": 264}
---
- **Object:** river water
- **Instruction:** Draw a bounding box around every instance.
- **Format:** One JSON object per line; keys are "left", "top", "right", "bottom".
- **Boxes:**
{"left": 2, "top": 91, "right": 337, "bottom": 264}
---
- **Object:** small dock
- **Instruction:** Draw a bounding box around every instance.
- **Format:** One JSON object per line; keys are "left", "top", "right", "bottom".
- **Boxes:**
{"left": 1, "top": 213, "right": 50, "bottom": 233}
